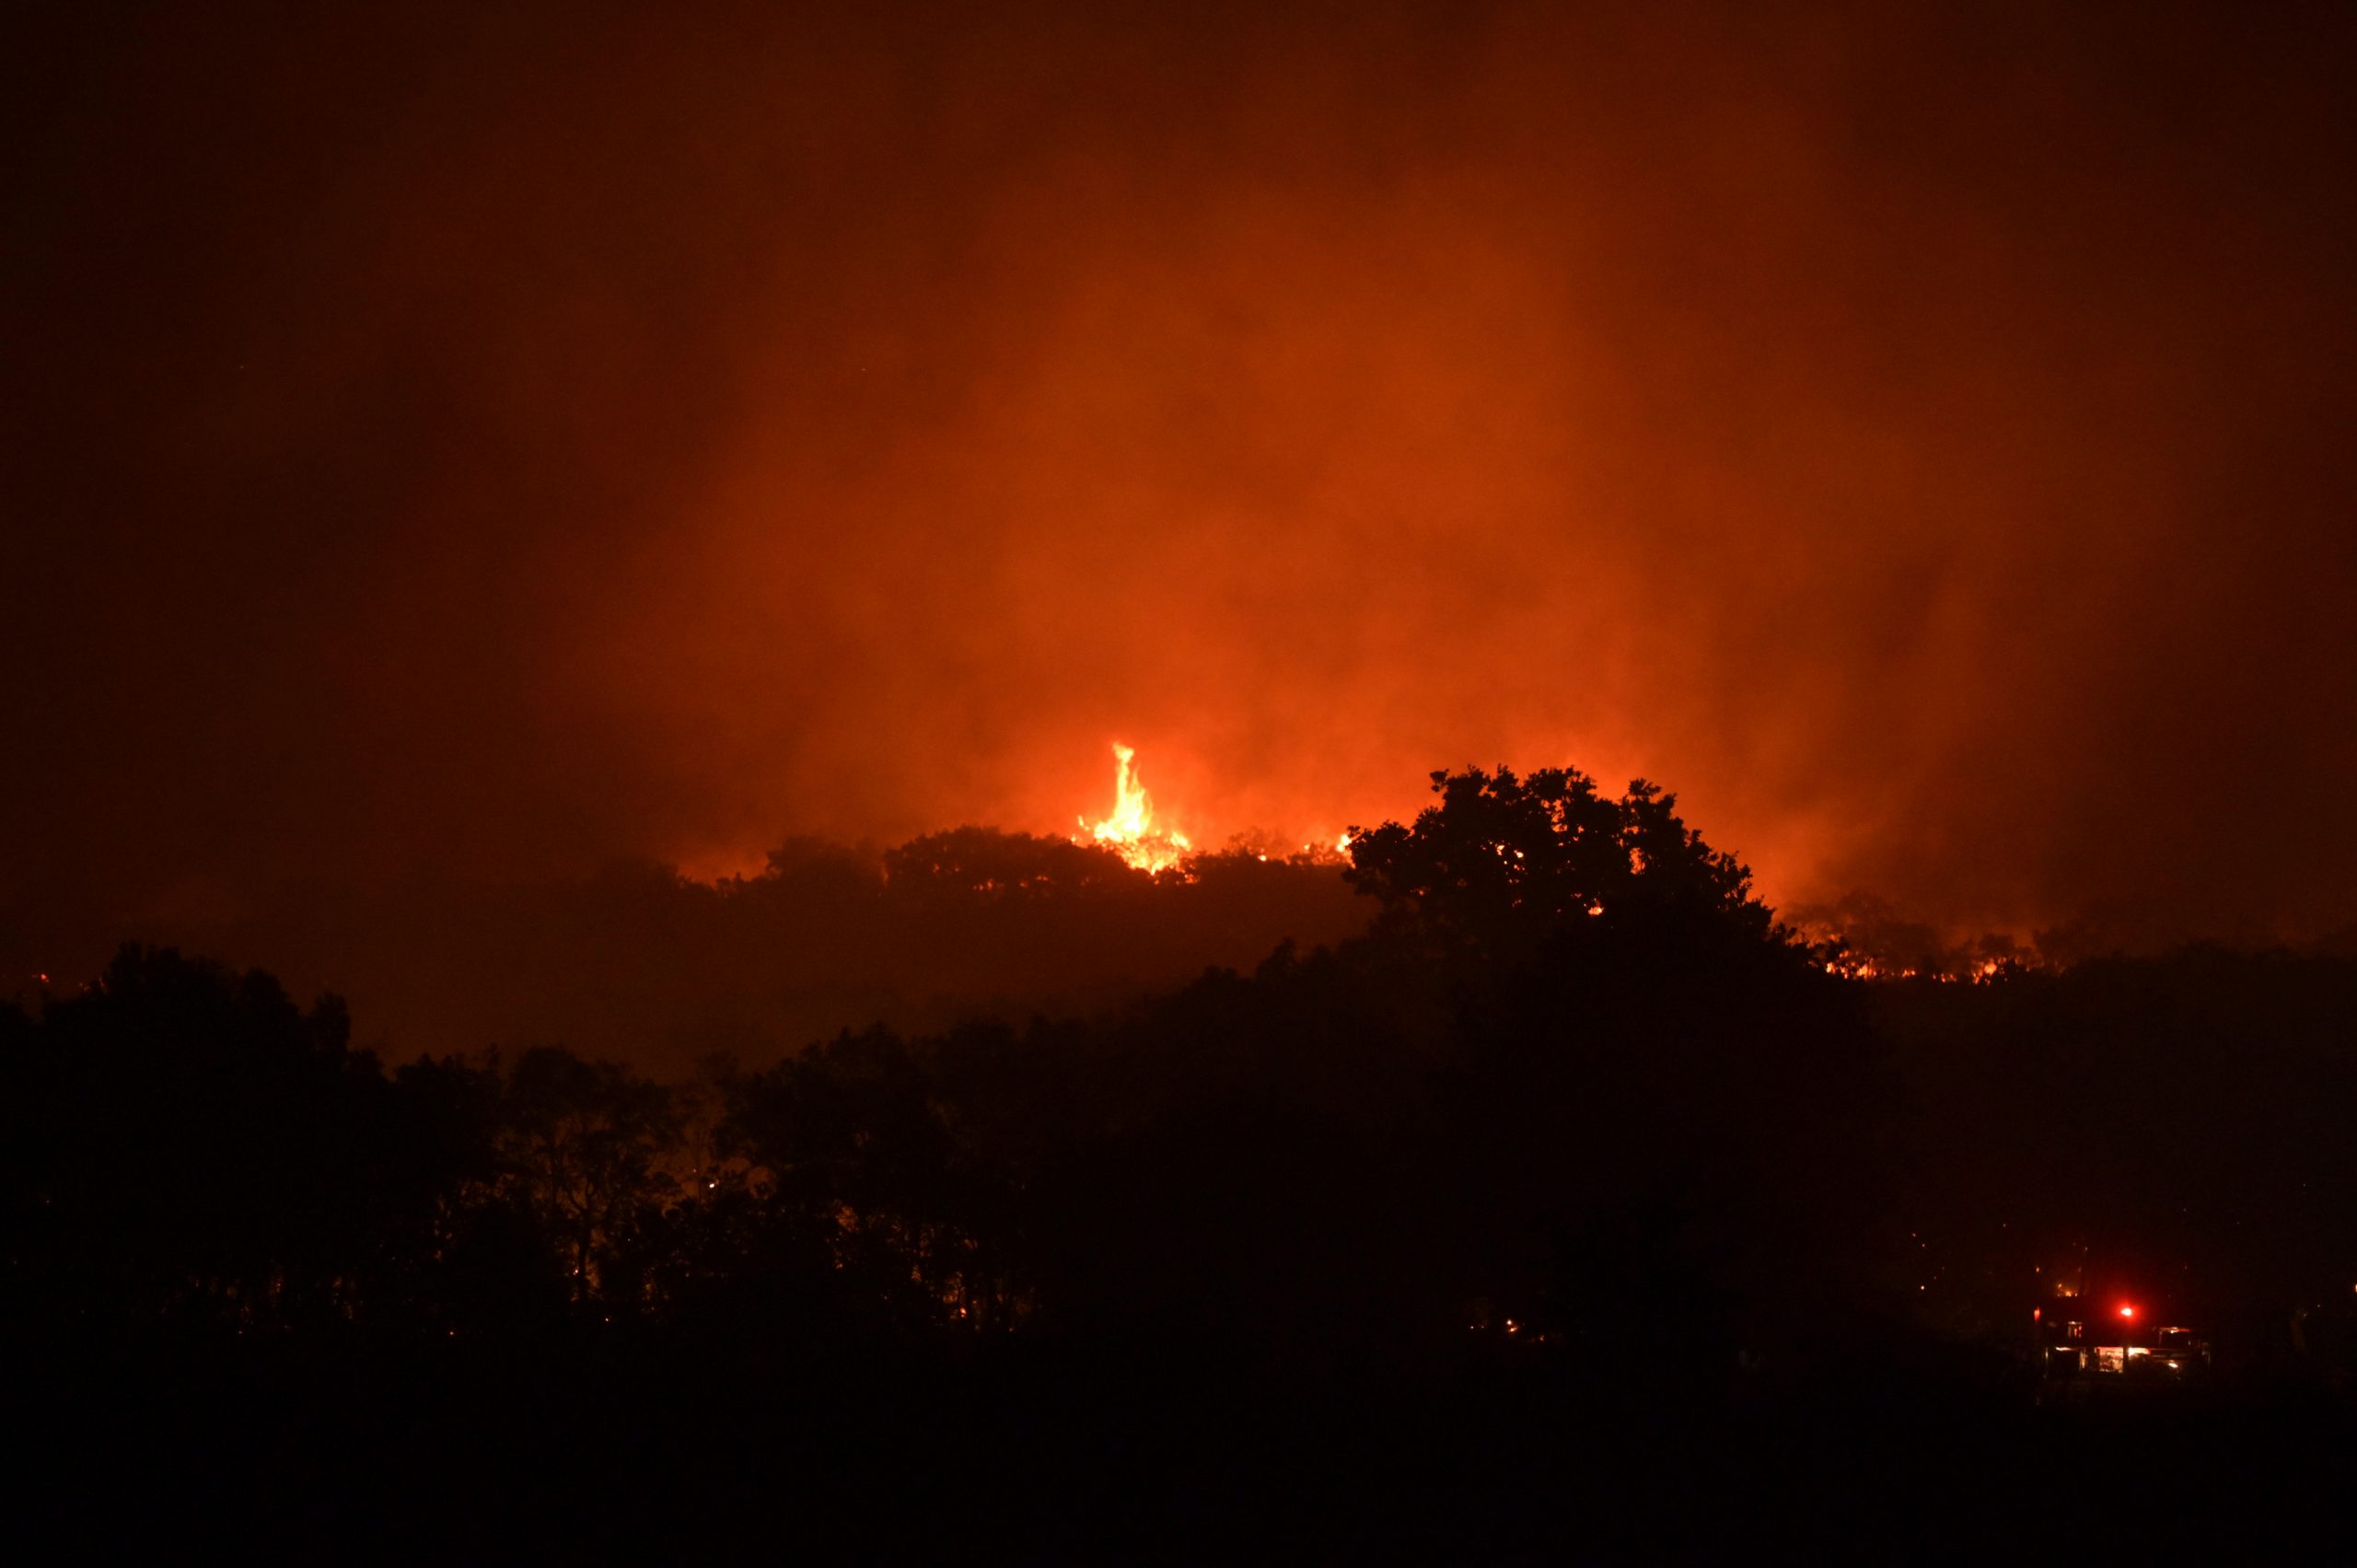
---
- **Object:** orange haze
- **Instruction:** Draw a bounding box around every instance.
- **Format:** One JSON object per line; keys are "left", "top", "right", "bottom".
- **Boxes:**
{"left": 9, "top": 0, "right": 2357, "bottom": 1018}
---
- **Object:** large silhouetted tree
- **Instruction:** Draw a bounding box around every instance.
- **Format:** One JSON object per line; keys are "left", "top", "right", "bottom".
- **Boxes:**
{"left": 1343, "top": 767, "right": 1773, "bottom": 963}
{"left": 1332, "top": 767, "right": 1876, "bottom": 1359}
{"left": 1, "top": 946, "right": 451, "bottom": 1330}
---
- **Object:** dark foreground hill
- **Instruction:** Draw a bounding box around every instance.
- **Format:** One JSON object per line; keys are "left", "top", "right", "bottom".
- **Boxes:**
{"left": 8, "top": 769, "right": 2357, "bottom": 1558}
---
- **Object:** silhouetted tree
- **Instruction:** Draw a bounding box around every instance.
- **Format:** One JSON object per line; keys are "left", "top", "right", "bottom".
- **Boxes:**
{"left": 884, "top": 827, "right": 1143, "bottom": 902}
{"left": 1333, "top": 768, "right": 1880, "bottom": 1362}
{"left": 1345, "top": 767, "right": 1772, "bottom": 965}
{"left": 493, "top": 1046, "right": 682, "bottom": 1306}
{"left": 728, "top": 1025, "right": 1036, "bottom": 1329}
{"left": 0, "top": 946, "right": 451, "bottom": 1331}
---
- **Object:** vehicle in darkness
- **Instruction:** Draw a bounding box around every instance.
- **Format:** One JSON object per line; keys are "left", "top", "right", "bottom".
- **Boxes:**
{"left": 2033, "top": 1282, "right": 2210, "bottom": 1399}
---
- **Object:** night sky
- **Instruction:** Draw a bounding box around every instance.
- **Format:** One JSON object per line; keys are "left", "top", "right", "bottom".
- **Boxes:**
{"left": 11, "top": 1, "right": 2357, "bottom": 1005}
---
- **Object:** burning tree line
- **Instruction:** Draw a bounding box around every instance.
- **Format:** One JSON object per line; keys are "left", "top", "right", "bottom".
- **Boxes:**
{"left": 6, "top": 765, "right": 2357, "bottom": 1383}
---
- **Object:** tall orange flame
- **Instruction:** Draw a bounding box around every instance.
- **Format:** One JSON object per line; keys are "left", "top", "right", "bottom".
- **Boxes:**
{"left": 1079, "top": 743, "right": 1192, "bottom": 873}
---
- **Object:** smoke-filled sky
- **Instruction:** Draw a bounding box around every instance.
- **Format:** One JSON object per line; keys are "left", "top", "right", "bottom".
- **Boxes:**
{"left": 10, "top": 0, "right": 2357, "bottom": 970}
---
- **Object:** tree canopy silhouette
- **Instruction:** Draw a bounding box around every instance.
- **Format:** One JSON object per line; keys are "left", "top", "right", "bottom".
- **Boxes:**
{"left": 1344, "top": 766, "right": 1775, "bottom": 962}
{"left": 11, "top": 768, "right": 2357, "bottom": 1412}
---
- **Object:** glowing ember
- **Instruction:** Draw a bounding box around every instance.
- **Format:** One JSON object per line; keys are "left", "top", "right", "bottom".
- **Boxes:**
{"left": 1079, "top": 743, "right": 1193, "bottom": 873}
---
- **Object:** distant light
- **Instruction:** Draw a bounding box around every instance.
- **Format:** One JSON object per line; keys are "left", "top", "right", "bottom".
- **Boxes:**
{"left": 2032, "top": 1307, "right": 2041, "bottom": 1322}
{"left": 2119, "top": 1306, "right": 2135, "bottom": 1318}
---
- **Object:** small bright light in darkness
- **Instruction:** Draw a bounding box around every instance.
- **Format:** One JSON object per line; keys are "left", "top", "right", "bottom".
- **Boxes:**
{"left": 2119, "top": 1306, "right": 2135, "bottom": 1318}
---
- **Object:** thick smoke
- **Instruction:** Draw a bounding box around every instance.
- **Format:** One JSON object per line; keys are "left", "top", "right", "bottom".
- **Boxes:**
{"left": 8, "top": 1, "right": 2357, "bottom": 1045}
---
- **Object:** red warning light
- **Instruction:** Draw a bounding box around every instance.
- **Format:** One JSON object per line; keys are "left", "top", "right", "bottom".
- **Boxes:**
{"left": 2119, "top": 1306, "right": 2135, "bottom": 1319}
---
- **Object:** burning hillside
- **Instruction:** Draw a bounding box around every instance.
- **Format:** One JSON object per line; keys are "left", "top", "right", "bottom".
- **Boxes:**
{"left": 1077, "top": 743, "right": 1193, "bottom": 874}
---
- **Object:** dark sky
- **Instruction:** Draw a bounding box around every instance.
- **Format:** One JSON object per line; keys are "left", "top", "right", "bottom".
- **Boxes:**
{"left": 9, "top": 0, "right": 2357, "bottom": 981}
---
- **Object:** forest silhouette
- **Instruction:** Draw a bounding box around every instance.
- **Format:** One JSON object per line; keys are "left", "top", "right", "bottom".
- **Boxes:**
{"left": 9, "top": 766, "right": 2357, "bottom": 1557}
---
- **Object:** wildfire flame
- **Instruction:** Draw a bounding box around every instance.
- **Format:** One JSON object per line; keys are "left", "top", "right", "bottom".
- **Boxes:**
{"left": 1079, "top": 743, "right": 1192, "bottom": 873}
